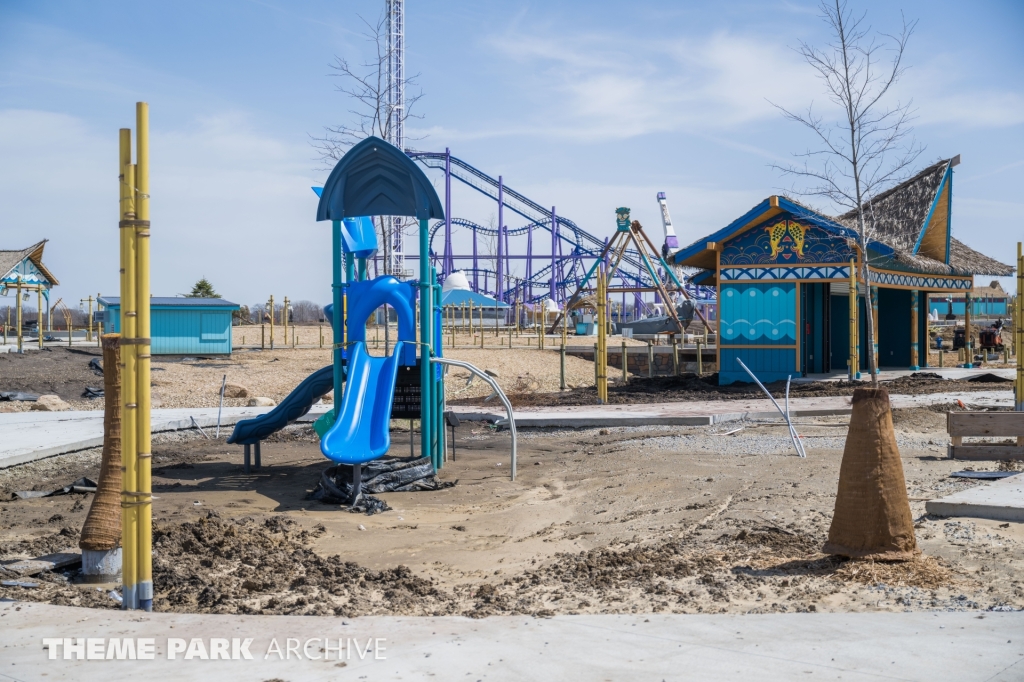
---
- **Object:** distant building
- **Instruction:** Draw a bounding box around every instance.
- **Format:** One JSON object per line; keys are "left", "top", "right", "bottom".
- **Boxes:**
{"left": 99, "top": 296, "right": 240, "bottom": 355}
{"left": 0, "top": 240, "right": 59, "bottom": 307}
{"left": 929, "top": 281, "right": 1009, "bottom": 318}
{"left": 673, "top": 157, "right": 1015, "bottom": 384}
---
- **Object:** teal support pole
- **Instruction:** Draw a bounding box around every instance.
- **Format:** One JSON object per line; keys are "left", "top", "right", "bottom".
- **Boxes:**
{"left": 331, "top": 221, "right": 344, "bottom": 419}
{"left": 357, "top": 257, "right": 367, "bottom": 282}
{"left": 419, "top": 219, "right": 433, "bottom": 469}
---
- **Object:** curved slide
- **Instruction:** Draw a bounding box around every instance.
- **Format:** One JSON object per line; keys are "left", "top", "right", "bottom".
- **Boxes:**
{"left": 227, "top": 365, "right": 337, "bottom": 445}
{"left": 320, "top": 341, "right": 404, "bottom": 465}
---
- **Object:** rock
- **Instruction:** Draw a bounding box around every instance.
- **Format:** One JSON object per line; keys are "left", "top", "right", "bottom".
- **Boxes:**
{"left": 484, "top": 368, "right": 499, "bottom": 377}
{"left": 31, "top": 395, "right": 70, "bottom": 412}
{"left": 0, "top": 403, "right": 20, "bottom": 413}
{"left": 222, "top": 383, "right": 248, "bottom": 398}
{"left": 247, "top": 397, "right": 276, "bottom": 407}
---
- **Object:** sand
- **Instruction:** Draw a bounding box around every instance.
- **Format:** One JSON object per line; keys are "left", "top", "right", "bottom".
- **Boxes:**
{"left": 2, "top": 410, "right": 1022, "bottom": 616}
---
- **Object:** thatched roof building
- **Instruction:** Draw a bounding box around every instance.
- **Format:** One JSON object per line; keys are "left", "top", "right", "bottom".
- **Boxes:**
{"left": 672, "top": 156, "right": 1015, "bottom": 384}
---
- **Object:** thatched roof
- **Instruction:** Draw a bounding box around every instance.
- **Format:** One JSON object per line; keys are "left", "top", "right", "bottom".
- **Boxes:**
{"left": 834, "top": 158, "right": 1013, "bottom": 277}
{"left": 948, "top": 237, "right": 1014, "bottom": 277}
{"left": 0, "top": 240, "right": 59, "bottom": 286}
{"left": 676, "top": 158, "right": 1015, "bottom": 278}
{"left": 836, "top": 159, "right": 949, "bottom": 252}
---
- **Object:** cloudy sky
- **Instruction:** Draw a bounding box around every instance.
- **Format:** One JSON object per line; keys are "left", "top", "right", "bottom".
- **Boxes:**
{"left": 2, "top": 0, "right": 1021, "bottom": 308}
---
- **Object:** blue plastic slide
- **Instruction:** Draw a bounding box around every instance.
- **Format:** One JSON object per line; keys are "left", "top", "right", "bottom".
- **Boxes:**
{"left": 320, "top": 341, "right": 404, "bottom": 465}
{"left": 227, "top": 365, "right": 337, "bottom": 445}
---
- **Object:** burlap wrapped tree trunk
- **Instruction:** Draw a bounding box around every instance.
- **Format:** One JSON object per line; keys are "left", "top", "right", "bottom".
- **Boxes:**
{"left": 79, "top": 334, "right": 122, "bottom": 552}
{"left": 823, "top": 386, "right": 917, "bottom": 560}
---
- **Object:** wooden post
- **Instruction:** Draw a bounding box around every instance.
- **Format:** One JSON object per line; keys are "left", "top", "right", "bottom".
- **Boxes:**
{"left": 560, "top": 343, "right": 566, "bottom": 390}
{"left": 965, "top": 289, "right": 973, "bottom": 367}
{"left": 268, "top": 295, "right": 275, "bottom": 350}
{"left": 1017, "top": 243, "right": 1023, "bottom": 411}
{"left": 261, "top": 323, "right": 265, "bottom": 350}
{"left": 672, "top": 337, "right": 679, "bottom": 375}
{"left": 16, "top": 277, "right": 23, "bottom": 353}
{"left": 871, "top": 285, "right": 879, "bottom": 373}
{"left": 622, "top": 341, "right": 628, "bottom": 383}
{"left": 647, "top": 340, "right": 653, "bottom": 378}
{"left": 849, "top": 257, "right": 859, "bottom": 380}
{"left": 596, "top": 272, "right": 607, "bottom": 403}
{"left": 910, "top": 289, "right": 920, "bottom": 370}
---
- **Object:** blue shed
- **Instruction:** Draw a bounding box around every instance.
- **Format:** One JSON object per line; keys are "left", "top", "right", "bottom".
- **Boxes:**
{"left": 98, "top": 296, "right": 240, "bottom": 355}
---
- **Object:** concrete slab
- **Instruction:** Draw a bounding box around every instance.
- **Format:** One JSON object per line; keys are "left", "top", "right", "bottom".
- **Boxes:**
{"left": 454, "top": 391, "right": 1013, "bottom": 428}
{"left": 927, "top": 473, "right": 1024, "bottom": 523}
{"left": 1, "top": 391, "right": 1011, "bottom": 468}
{"left": 797, "top": 368, "right": 1016, "bottom": 383}
{"left": 1, "top": 601, "right": 1021, "bottom": 681}
{"left": 0, "top": 405, "right": 330, "bottom": 469}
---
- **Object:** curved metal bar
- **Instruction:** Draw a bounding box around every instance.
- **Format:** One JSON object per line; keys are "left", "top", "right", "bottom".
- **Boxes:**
{"left": 429, "top": 357, "right": 517, "bottom": 481}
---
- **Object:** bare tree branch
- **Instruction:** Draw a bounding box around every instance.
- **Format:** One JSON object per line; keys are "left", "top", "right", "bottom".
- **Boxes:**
{"left": 767, "top": 0, "right": 924, "bottom": 384}
{"left": 310, "top": 11, "right": 425, "bottom": 167}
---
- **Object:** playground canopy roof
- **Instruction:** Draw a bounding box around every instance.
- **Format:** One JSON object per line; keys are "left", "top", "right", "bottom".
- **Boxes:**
{"left": 316, "top": 136, "right": 444, "bottom": 222}
{"left": 441, "top": 289, "right": 508, "bottom": 308}
{"left": 673, "top": 157, "right": 1014, "bottom": 279}
{"left": 0, "top": 240, "right": 59, "bottom": 288}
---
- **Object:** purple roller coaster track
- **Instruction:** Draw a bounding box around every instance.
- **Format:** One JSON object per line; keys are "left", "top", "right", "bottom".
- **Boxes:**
{"left": 400, "top": 149, "right": 714, "bottom": 318}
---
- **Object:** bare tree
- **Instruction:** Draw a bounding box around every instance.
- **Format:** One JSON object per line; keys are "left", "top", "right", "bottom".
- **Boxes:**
{"left": 311, "top": 10, "right": 425, "bottom": 277}
{"left": 771, "top": 0, "right": 922, "bottom": 385}
{"left": 291, "top": 300, "right": 325, "bottom": 325}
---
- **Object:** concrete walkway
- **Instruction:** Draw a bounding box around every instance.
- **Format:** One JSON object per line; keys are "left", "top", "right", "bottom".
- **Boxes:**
{"left": 455, "top": 390, "right": 1013, "bottom": 427}
{"left": 0, "top": 406, "right": 330, "bottom": 469}
{"left": 798, "top": 367, "right": 1016, "bottom": 382}
{"left": 1, "top": 601, "right": 1021, "bottom": 681}
{"left": 0, "top": 391, "right": 1012, "bottom": 469}
{"left": 928, "top": 473, "right": 1024, "bottom": 522}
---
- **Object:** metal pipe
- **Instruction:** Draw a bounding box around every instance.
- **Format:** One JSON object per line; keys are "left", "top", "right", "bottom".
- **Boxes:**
{"left": 736, "top": 358, "right": 806, "bottom": 458}
{"left": 431, "top": 357, "right": 516, "bottom": 480}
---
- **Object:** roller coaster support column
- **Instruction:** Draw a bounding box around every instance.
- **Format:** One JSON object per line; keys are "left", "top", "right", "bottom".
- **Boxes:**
{"left": 472, "top": 225, "right": 478, "bottom": 291}
{"left": 550, "top": 207, "right": 557, "bottom": 302}
{"left": 497, "top": 177, "right": 504, "bottom": 301}
{"left": 444, "top": 149, "right": 453, "bottom": 276}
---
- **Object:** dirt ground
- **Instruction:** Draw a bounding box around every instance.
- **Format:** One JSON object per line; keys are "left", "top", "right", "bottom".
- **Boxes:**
{"left": 2, "top": 408, "right": 1022, "bottom": 617}
{"left": 0, "top": 345, "right": 1013, "bottom": 413}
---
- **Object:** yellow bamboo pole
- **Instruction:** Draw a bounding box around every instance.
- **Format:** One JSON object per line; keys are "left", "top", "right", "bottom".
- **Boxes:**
{"left": 1017, "top": 243, "right": 1023, "bottom": 411}
{"left": 134, "top": 101, "right": 153, "bottom": 611}
{"left": 118, "top": 126, "right": 138, "bottom": 610}
{"left": 849, "top": 258, "right": 858, "bottom": 380}
{"left": 37, "top": 288, "right": 43, "bottom": 349}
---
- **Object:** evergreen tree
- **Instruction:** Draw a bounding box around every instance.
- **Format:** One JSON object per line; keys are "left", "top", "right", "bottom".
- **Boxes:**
{"left": 187, "top": 277, "right": 219, "bottom": 298}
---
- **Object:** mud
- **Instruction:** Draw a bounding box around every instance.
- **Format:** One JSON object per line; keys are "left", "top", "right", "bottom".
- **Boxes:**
{"left": 2, "top": 413, "right": 1022, "bottom": 616}
{"left": 452, "top": 371, "right": 1013, "bottom": 408}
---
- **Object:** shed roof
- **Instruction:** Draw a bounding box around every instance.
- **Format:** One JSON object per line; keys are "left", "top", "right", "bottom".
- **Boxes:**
{"left": 99, "top": 296, "right": 239, "bottom": 308}
{"left": 0, "top": 240, "right": 59, "bottom": 286}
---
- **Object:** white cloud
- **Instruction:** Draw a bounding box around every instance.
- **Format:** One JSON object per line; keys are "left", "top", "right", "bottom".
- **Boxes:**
{"left": 0, "top": 108, "right": 334, "bottom": 307}
{"left": 472, "top": 28, "right": 817, "bottom": 141}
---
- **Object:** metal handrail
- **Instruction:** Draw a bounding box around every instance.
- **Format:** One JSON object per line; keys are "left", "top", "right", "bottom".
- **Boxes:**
{"left": 429, "top": 357, "right": 517, "bottom": 480}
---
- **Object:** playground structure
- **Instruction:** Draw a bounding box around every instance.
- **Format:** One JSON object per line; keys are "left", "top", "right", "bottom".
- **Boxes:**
{"left": 227, "top": 136, "right": 518, "bottom": 500}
